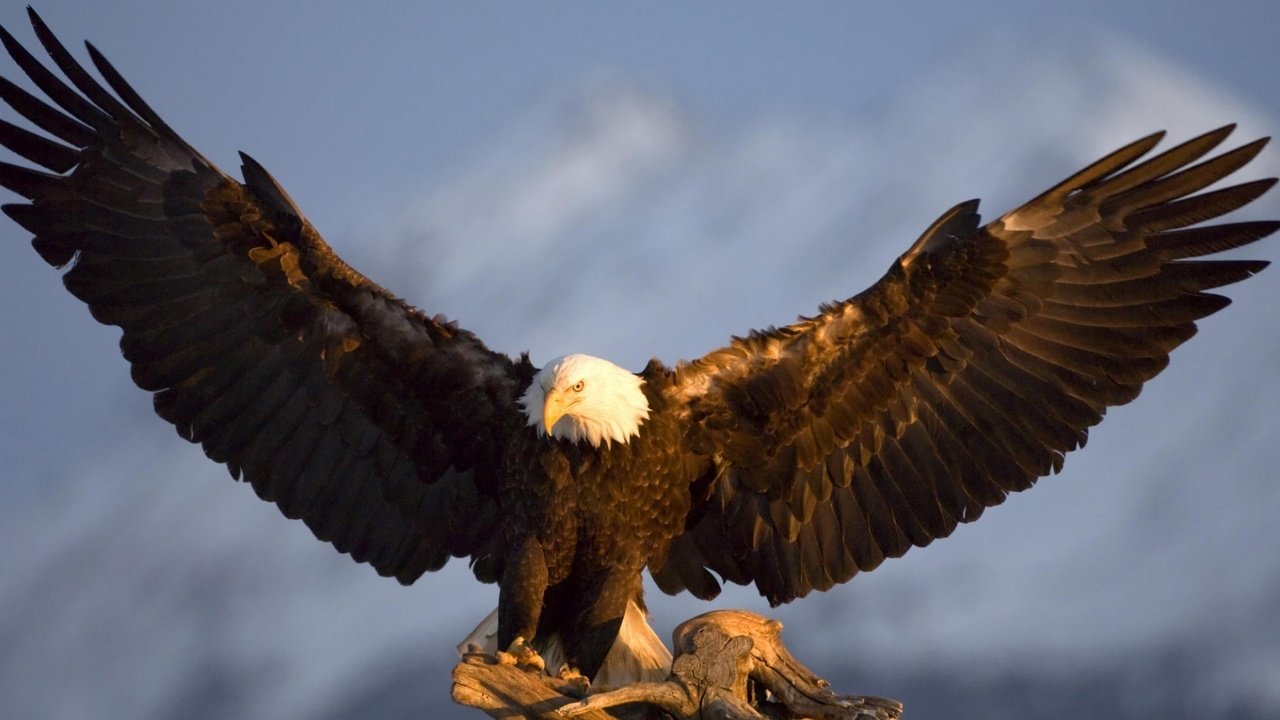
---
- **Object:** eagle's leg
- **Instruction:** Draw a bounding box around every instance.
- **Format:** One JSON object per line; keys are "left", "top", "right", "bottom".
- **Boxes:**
{"left": 498, "top": 539, "right": 549, "bottom": 674}
{"left": 561, "top": 569, "right": 636, "bottom": 681}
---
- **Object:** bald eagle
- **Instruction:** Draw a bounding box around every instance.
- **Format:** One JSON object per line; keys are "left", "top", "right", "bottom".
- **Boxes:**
{"left": 2, "top": 8, "right": 1276, "bottom": 688}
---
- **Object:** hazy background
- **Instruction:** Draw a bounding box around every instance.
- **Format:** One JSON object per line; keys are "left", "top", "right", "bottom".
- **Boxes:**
{"left": 1, "top": 2, "right": 1278, "bottom": 719}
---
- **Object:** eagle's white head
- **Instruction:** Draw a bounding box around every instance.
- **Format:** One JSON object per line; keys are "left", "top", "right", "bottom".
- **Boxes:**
{"left": 519, "top": 354, "right": 650, "bottom": 448}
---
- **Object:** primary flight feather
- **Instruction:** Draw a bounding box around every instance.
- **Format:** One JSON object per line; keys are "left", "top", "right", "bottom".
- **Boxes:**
{"left": 1, "top": 7, "right": 1275, "bottom": 685}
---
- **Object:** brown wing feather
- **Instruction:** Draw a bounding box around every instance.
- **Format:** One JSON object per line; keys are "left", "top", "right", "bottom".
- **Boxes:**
{"left": 0, "top": 10, "right": 525, "bottom": 584}
{"left": 653, "top": 125, "right": 1276, "bottom": 605}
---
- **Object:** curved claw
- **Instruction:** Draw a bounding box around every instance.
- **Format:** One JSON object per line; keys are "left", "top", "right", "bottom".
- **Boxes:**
{"left": 497, "top": 636, "right": 546, "bottom": 674}
{"left": 552, "top": 664, "right": 591, "bottom": 698}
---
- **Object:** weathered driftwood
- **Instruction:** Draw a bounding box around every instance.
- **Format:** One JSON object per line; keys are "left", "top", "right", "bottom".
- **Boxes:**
{"left": 451, "top": 609, "right": 903, "bottom": 720}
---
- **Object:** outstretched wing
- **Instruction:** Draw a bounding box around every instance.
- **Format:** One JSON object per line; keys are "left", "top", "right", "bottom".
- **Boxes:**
{"left": 652, "top": 125, "right": 1276, "bottom": 605}
{"left": 0, "top": 10, "right": 527, "bottom": 584}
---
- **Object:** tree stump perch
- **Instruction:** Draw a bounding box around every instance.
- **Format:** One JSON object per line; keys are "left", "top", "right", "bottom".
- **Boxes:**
{"left": 451, "top": 609, "right": 904, "bottom": 720}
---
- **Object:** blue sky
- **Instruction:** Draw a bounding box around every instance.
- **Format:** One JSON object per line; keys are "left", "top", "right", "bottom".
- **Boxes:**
{"left": 1, "top": 3, "right": 1278, "bottom": 719}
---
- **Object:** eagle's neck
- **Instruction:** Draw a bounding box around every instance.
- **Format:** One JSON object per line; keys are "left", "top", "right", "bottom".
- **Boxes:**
{"left": 519, "top": 354, "right": 650, "bottom": 448}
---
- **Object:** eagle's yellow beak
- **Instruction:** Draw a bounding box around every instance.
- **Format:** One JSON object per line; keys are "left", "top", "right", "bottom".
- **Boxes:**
{"left": 543, "top": 388, "right": 567, "bottom": 434}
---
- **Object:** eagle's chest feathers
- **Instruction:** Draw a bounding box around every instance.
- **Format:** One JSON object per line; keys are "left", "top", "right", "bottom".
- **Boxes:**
{"left": 534, "top": 426, "right": 691, "bottom": 580}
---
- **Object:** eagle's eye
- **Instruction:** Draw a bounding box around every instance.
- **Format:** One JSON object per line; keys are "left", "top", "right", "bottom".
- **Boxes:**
{"left": 571, "top": 380, "right": 586, "bottom": 393}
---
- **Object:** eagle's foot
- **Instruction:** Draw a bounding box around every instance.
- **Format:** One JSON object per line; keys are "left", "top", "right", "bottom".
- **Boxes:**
{"left": 548, "top": 664, "right": 591, "bottom": 698}
{"left": 496, "top": 636, "right": 546, "bottom": 675}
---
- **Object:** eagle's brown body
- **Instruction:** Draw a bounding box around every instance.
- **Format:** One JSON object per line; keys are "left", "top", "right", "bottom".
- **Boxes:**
{"left": 1, "top": 8, "right": 1275, "bottom": 683}
{"left": 495, "top": 380, "right": 693, "bottom": 673}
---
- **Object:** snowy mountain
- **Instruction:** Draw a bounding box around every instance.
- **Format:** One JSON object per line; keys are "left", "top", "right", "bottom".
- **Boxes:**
{"left": 1, "top": 24, "right": 1278, "bottom": 720}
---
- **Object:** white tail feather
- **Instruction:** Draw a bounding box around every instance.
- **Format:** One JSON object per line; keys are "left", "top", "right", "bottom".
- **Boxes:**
{"left": 458, "top": 600, "right": 672, "bottom": 687}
